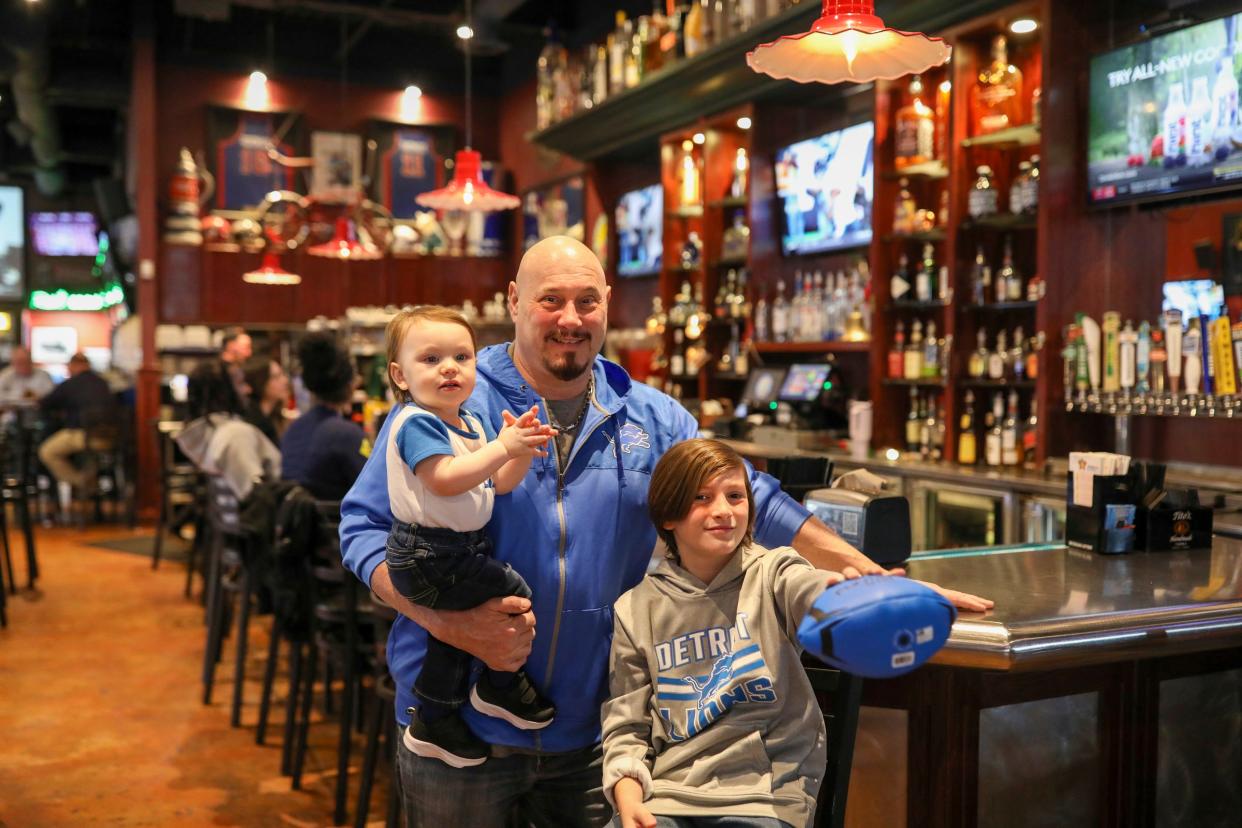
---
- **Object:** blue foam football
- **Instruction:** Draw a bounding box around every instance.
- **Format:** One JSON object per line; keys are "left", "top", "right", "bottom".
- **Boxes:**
{"left": 797, "top": 576, "right": 956, "bottom": 679}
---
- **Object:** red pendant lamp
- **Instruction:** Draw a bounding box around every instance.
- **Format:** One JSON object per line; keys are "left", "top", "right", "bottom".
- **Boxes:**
{"left": 747, "top": 1, "right": 951, "bottom": 85}
{"left": 243, "top": 252, "right": 302, "bottom": 285}
{"left": 308, "top": 216, "right": 383, "bottom": 260}
{"left": 416, "top": 0, "right": 518, "bottom": 213}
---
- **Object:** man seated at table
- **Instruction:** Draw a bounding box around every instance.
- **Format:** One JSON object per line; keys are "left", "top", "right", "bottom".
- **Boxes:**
{"left": 38, "top": 352, "right": 118, "bottom": 495}
{"left": 0, "top": 346, "right": 54, "bottom": 405}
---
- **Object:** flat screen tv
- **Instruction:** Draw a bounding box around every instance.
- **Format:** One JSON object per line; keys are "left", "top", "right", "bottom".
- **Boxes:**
{"left": 29, "top": 211, "right": 99, "bottom": 256}
{"left": 1088, "top": 13, "right": 1242, "bottom": 206}
{"left": 0, "top": 186, "right": 23, "bottom": 301}
{"left": 615, "top": 184, "right": 662, "bottom": 277}
{"left": 775, "top": 121, "right": 874, "bottom": 256}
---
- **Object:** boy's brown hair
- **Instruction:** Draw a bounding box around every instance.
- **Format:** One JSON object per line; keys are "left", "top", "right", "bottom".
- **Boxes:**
{"left": 384, "top": 306, "right": 478, "bottom": 403}
{"left": 648, "top": 438, "right": 755, "bottom": 556}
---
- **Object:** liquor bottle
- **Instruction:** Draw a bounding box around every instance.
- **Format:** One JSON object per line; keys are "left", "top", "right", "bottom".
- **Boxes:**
{"left": 592, "top": 43, "right": 609, "bottom": 105}
{"left": 998, "top": 236, "right": 1022, "bottom": 302}
{"left": 891, "top": 253, "right": 912, "bottom": 302}
{"left": 536, "top": 30, "right": 565, "bottom": 130}
{"left": 771, "top": 279, "right": 789, "bottom": 342}
{"left": 1011, "top": 325, "right": 1026, "bottom": 381}
{"left": 1022, "top": 397, "right": 1039, "bottom": 468}
{"left": 1001, "top": 389, "right": 1019, "bottom": 466}
{"left": 609, "top": 12, "right": 630, "bottom": 95}
{"left": 678, "top": 140, "right": 700, "bottom": 207}
{"left": 754, "top": 283, "right": 769, "bottom": 342}
{"left": 931, "top": 405, "right": 946, "bottom": 462}
{"left": 645, "top": 295, "right": 668, "bottom": 337}
{"left": 1023, "top": 156, "right": 1040, "bottom": 213}
{"left": 969, "top": 329, "right": 988, "bottom": 378}
{"left": 916, "top": 243, "right": 937, "bottom": 302}
{"left": 919, "top": 395, "right": 933, "bottom": 459}
{"left": 1025, "top": 331, "right": 1040, "bottom": 382}
{"left": 894, "top": 178, "right": 917, "bottom": 234}
{"left": 985, "top": 392, "right": 1004, "bottom": 467}
{"left": 905, "top": 319, "right": 924, "bottom": 380}
{"left": 1009, "top": 161, "right": 1030, "bottom": 215}
{"left": 895, "top": 75, "right": 936, "bottom": 169}
{"left": 935, "top": 78, "right": 951, "bottom": 162}
{"left": 729, "top": 268, "right": 748, "bottom": 320}
{"left": 968, "top": 165, "right": 998, "bottom": 219}
{"left": 988, "top": 330, "right": 1008, "bottom": 380}
{"left": 670, "top": 328, "right": 686, "bottom": 375}
{"left": 906, "top": 388, "right": 922, "bottom": 453}
{"left": 889, "top": 320, "right": 905, "bottom": 379}
{"left": 714, "top": 273, "right": 730, "bottom": 319}
{"left": 669, "top": 279, "right": 692, "bottom": 327}
{"left": 683, "top": 0, "right": 707, "bottom": 56}
{"left": 626, "top": 16, "right": 645, "bottom": 88}
{"left": 971, "top": 245, "right": 991, "bottom": 306}
{"left": 730, "top": 147, "right": 749, "bottom": 199}
{"left": 923, "top": 321, "right": 940, "bottom": 378}
{"left": 577, "top": 48, "right": 595, "bottom": 113}
{"left": 970, "top": 34, "right": 1024, "bottom": 136}
{"left": 958, "top": 390, "right": 977, "bottom": 465}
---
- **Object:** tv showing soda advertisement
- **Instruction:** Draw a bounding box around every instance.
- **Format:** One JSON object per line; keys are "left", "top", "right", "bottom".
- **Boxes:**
{"left": 615, "top": 184, "right": 662, "bottom": 277}
{"left": 1088, "top": 14, "right": 1242, "bottom": 206}
{"left": 775, "top": 122, "right": 874, "bottom": 256}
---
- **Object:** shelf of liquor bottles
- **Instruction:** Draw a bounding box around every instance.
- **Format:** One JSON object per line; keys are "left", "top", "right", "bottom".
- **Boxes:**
{"left": 753, "top": 340, "right": 870, "bottom": 355}
{"left": 963, "top": 301, "right": 1038, "bottom": 313}
{"left": 883, "top": 378, "right": 948, "bottom": 388}
{"left": 960, "top": 122, "right": 1041, "bottom": 149}
{"left": 883, "top": 230, "right": 948, "bottom": 243}
{"left": 961, "top": 378, "right": 1036, "bottom": 390}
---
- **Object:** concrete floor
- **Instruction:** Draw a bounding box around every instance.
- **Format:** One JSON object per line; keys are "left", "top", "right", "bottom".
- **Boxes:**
{"left": 0, "top": 525, "right": 387, "bottom": 827}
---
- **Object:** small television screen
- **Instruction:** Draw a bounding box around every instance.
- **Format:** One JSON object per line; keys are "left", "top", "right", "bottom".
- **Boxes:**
{"left": 779, "top": 364, "right": 831, "bottom": 402}
{"left": 29, "top": 211, "right": 99, "bottom": 257}
{"left": 1088, "top": 13, "right": 1242, "bottom": 206}
{"left": 1162, "top": 279, "right": 1225, "bottom": 319}
{"left": 0, "top": 186, "right": 23, "bottom": 301}
{"left": 742, "top": 367, "right": 787, "bottom": 408}
{"left": 776, "top": 122, "right": 874, "bottom": 256}
{"left": 615, "top": 184, "right": 662, "bottom": 277}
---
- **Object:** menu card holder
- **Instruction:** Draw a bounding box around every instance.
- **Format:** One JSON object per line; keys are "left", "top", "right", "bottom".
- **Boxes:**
{"left": 1134, "top": 502, "right": 1213, "bottom": 551}
{"left": 1065, "top": 474, "right": 1134, "bottom": 554}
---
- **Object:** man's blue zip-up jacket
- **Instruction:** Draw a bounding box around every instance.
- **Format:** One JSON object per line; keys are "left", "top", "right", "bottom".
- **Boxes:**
{"left": 339, "top": 344, "right": 812, "bottom": 753}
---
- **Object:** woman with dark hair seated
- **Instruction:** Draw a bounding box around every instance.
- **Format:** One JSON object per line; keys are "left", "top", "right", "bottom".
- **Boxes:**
{"left": 177, "top": 360, "right": 281, "bottom": 500}
{"left": 241, "top": 356, "right": 290, "bottom": 445}
{"left": 281, "top": 333, "right": 368, "bottom": 501}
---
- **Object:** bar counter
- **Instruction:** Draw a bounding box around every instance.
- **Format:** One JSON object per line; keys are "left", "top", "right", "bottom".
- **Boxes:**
{"left": 844, "top": 538, "right": 1242, "bottom": 828}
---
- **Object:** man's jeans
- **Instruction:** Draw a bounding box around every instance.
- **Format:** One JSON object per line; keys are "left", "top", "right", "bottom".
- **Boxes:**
{"left": 395, "top": 729, "right": 610, "bottom": 828}
{"left": 385, "top": 520, "right": 531, "bottom": 709}
{"left": 611, "top": 817, "right": 792, "bottom": 828}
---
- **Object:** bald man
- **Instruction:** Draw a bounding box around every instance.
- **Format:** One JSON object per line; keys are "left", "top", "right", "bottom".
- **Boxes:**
{"left": 340, "top": 237, "right": 990, "bottom": 827}
{"left": 0, "top": 346, "right": 54, "bottom": 404}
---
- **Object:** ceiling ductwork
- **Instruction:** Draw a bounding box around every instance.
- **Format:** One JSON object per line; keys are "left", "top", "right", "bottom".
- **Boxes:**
{"left": 2, "top": 25, "right": 65, "bottom": 196}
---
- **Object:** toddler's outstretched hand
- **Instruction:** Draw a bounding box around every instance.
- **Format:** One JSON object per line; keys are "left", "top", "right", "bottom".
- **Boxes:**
{"left": 499, "top": 405, "right": 556, "bottom": 458}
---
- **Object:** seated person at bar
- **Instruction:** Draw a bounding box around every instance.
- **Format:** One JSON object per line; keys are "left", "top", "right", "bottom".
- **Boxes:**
{"left": 602, "top": 439, "right": 842, "bottom": 828}
{"left": 242, "top": 355, "right": 290, "bottom": 445}
{"left": 281, "top": 333, "right": 369, "bottom": 501}
{"left": 0, "top": 346, "right": 54, "bottom": 405}
{"left": 37, "top": 352, "right": 117, "bottom": 493}
{"left": 177, "top": 359, "right": 279, "bottom": 501}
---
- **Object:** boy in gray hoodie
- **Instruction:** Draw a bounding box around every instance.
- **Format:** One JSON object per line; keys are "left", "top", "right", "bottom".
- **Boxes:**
{"left": 601, "top": 439, "right": 843, "bottom": 828}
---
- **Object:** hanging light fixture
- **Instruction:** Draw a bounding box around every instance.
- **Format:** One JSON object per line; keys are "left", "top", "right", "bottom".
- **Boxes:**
{"left": 308, "top": 216, "right": 383, "bottom": 260}
{"left": 416, "top": 0, "right": 519, "bottom": 213}
{"left": 243, "top": 252, "right": 302, "bottom": 285}
{"left": 747, "top": 1, "right": 951, "bottom": 85}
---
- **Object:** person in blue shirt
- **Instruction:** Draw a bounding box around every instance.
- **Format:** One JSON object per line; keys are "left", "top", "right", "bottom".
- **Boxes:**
{"left": 282, "top": 333, "right": 368, "bottom": 502}
{"left": 340, "top": 236, "right": 992, "bottom": 828}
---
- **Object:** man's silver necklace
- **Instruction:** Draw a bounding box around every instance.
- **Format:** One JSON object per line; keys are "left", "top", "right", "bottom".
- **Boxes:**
{"left": 547, "top": 376, "right": 594, "bottom": 434}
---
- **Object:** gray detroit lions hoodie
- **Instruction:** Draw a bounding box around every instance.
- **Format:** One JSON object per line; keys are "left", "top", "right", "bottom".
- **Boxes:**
{"left": 601, "top": 544, "right": 831, "bottom": 828}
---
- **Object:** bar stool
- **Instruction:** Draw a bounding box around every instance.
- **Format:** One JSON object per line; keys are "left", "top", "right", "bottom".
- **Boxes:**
{"left": 0, "top": 421, "right": 40, "bottom": 592}
{"left": 804, "top": 658, "right": 863, "bottom": 828}
{"left": 200, "top": 476, "right": 253, "bottom": 728}
{"left": 151, "top": 422, "right": 202, "bottom": 570}
{"left": 354, "top": 593, "right": 400, "bottom": 828}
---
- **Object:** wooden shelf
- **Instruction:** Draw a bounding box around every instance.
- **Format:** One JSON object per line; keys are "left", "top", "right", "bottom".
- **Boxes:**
{"left": 963, "top": 301, "right": 1038, "bottom": 312}
{"left": 668, "top": 205, "right": 704, "bottom": 218}
{"left": 962, "top": 213, "right": 1038, "bottom": 231}
{"left": 707, "top": 196, "right": 748, "bottom": 209}
{"left": 883, "top": 229, "right": 948, "bottom": 243}
{"left": 961, "top": 123, "right": 1040, "bottom": 149}
{"left": 887, "top": 160, "right": 950, "bottom": 180}
{"left": 713, "top": 372, "right": 749, "bottom": 381}
{"left": 883, "top": 378, "right": 948, "bottom": 387}
{"left": 960, "top": 379, "right": 1036, "bottom": 390}
{"left": 753, "top": 340, "right": 871, "bottom": 354}
{"left": 711, "top": 257, "right": 747, "bottom": 268}
{"left": 892, "top": 299, "right": 951, "bottom": 310}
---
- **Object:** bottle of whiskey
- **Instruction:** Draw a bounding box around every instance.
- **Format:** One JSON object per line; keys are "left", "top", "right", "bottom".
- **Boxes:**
{"left": 905, "top": 319, "right": 925, "bottom": 380}
{"left": 906, "top": 388, "right": 922, "bottom": 453}
{"left": 984, "top": 392, "right": 1004, "bottom": 467}
{"left": 971, "top": 34, "right": 1024, "bottom": 136}
{"left": 670, "top": 328, "right": 686, "bottom": 375}
{"left": 608, "top": 12, "right": 630, "bottom": 95}
{"left": 896, "top": 75, "right": 936, "bottom": 169}
{"left": 771, "top": 279, "right": 789, "bottom": 342}
{"left": 1011, "top": 325, "right": 1027, "bottom": 381}
{"left": 971, "top": 245, "right": 991, "bottom": 306}
{"left": 931, "top": 405, "right": 946, "bottom": 462}
{"left": 1001, "top": 389, "right": 1019, "bottom": 466}
{"left": 891, "top": 253, "right": 913, "bottom": 302}
{"left": 916, "top": 243, "right": 937, "bottom": 302}
{"left": 889, "top": 320, "right": 906, "bottom": 379}
{"left": 998, "top": 236, "right": 1022, "bottom": 302}
{"left": 678, "top": 140, "right": 701, "bottom": 207}
{"left": 969, "top": 329, "right": 988, "bottom": 378}
{"left": 958, "top": 390, "right": 978, "bottom": 465}
{"left": 919, "top": 395, "right": 933, "bottom": 459}
{"left": 988, "top": 329, "right": 1008, "bottom": 380}
{"left": 923, "top": 320, "right": 940, "bottom": 378}
{"left": 894, "top": 178, "right": 917, "bottom": 234}
{"left": 969, "top": 165, "right": 998, "bottom": 219}
{"left": 1022, "top": 397, "right": 1038, "bottom": 468}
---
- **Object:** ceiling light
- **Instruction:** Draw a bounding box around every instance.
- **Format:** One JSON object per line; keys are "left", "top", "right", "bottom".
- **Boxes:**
{"left": 244, "top": 70, "right": 270, "bottom": 109}
{"left": 404, "top": 84, "right": 422, "bottom": 99}
{"left": 692, "top": 132, "right": 706, "bottom": 145}
{"left": 747, "top": 0, "right": 951, "bottom": 85}
{"left": 457, "top": 24, "right": 474, "bottom": 40}
{"left": 736, "top": 116, "right": 752, "bottom": 130}
{"left": 400, "top": 84, "right": 422, "bottom": 121}
{"left": 249, "top": 70, "right": 267, "bottom": 85}
{"left": 1009, "top": 18, "right": 1038, "bottom": 35}
{"left": 308, "top": 217, "right": 382, "bottom": 260}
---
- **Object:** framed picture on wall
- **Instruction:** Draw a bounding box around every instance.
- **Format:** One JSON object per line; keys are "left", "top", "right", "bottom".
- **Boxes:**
{"left": 30, "top": 326, "right": 77, "bottom": 365}
{"left": 366, "top": 121, "right": 456, "bottom": 219}
{"left": 206, "top": 106, "right": 305, "bottom": 211}
{"left": 522, "top": 174, "right": 586, "bottom": 251}
{"left": 311, "top": 131, "right": 363, "bottom": 203}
